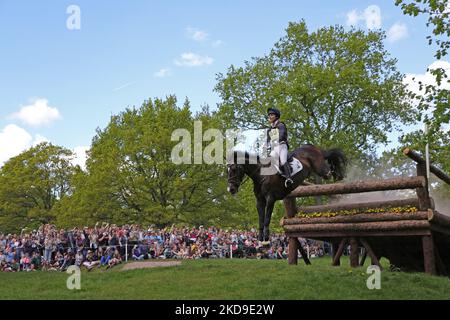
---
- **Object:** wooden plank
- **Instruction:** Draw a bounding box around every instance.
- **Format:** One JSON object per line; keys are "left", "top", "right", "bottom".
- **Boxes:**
{"left": 296, "top": 198, "right": 420, "bottom": 215}
{"left": 283, "top": 220, "right": 430, "bottom": 233}
{"left": 286, "top": 229, "right": 432, "bottom": 238}
{"left": 403, "top": 148, "right": 450, "bottom": 185}
{"left": 283, "top": 211, "right": 429, "bottom": 226}
{"left": 287, "top": 176, "right": 426, "bottom": 198}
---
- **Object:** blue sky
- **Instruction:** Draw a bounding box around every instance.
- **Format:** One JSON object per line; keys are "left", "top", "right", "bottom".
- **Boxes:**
{"left": 0, "top": 0, "right": 445, "bottom": 166}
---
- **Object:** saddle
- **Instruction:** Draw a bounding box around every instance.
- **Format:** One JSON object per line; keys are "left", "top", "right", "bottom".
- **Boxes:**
{"left": 274, "top": 155, "right": 303, "bottom": 178}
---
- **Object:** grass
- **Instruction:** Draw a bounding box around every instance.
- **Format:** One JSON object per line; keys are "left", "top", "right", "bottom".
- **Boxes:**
{"left": 0, "top": 256, "right": 449, "bottom": 300}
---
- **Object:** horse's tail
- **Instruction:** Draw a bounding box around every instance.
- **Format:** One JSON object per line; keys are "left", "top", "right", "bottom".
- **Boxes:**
{"left": 323, "top": 149, "right": 348, "bottom": 181}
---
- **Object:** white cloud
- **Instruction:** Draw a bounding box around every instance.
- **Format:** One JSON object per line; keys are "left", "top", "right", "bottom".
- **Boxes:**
{"left": 71, "top": 146, "right": 89, "bottom": 170}
{"left": 174, "top": 52, "right": 214, "bottom": 67}
{"left": 10, "top": 98, "right": 61, "bottom": 127}
{"left": 186, "top": 27, "right": 209, "bottom": 42}
{"left": 364, "top": 5, "right": 382, "bottom": 29}
{"left": 153, "top": 68, "right": 172, "bottom": 78}
{"left": 346, "top": 9, "right": 360, "bottom": 27}
{"left": 387, "top": 23, "right": 408, "bottom": 42}
{"left": 32, "top": 134, "right": 50, "bottom": 146}
{"left": 212, "top": 40, "right": 224, "bottom": 48}
{"left": 404, "top": 60, "right": 450, "bottom": 96}
{"left": 0, "top": 124, "right": 49, "bottom": 166}
{"left": 346, "top": 5, "right": 382, "bottom": 30}
{"left": 404, "top": 61, "right": 450, "bottom": 126}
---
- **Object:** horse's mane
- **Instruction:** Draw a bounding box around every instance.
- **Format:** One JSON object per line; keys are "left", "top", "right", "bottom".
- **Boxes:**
{"left": 226, "top": 150, "right": 261, "bottom": 165}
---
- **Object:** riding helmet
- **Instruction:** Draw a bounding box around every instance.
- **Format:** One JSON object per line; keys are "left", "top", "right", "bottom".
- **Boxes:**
{"left": 267, "top": 107, "right": 281, "bottom": 118}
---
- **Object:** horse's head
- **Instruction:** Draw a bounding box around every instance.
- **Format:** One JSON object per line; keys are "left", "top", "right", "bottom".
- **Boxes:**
{"left": 226, "top": 150, "right": 259, "bottom": 195}
{"left": 226, "top": 163, "right": 245, "bottom": 195}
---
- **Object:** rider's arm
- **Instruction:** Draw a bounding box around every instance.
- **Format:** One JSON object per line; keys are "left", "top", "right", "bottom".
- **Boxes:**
{"left": 277, "top": 122, "right": 288, "bottom": 145}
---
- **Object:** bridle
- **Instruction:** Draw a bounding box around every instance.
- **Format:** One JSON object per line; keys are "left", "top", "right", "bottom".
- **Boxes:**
{"left": 227, "top": 163, "right": 261, "bottom": 189}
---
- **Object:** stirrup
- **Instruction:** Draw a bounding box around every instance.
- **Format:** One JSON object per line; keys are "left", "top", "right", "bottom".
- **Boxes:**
{"left": 284, "top": 178, "right": 293, "bottom": 188}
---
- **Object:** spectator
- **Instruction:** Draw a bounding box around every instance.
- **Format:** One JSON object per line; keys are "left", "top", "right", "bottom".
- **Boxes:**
{"left": 0, "top": 222, "right": 331, "bottom": 273}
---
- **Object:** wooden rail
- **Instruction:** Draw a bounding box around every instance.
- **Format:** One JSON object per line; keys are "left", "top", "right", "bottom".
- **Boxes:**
{"left": 287, "top": 176, "right": 425, "bottom": 198}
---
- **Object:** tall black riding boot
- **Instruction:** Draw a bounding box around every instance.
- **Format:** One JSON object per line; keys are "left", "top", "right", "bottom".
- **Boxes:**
{"left": 283, "top": 162, "right": 293, "bottom": 188}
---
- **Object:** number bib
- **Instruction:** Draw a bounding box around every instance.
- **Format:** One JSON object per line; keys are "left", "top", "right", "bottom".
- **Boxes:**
{"left": 269, "top": 128, "right": 280, "bottom": 143}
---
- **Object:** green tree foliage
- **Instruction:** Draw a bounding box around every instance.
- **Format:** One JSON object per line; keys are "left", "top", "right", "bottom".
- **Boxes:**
{"left": 0, "top": 143, "right": 76, "bottom": 233}
{"left": 395, "top": 0, "right": 449, "bottom": 59}
{"left": 55, "top": 96, "right": 252, "bottom": 228}
{"left": 395, "top": 0, "right": 449, "bottom": 135}
{"left": 215, "top": 21, "right": 416, "bottom": 162}
{"left": 395, "top": 0, "right": 449, "bottom": 197}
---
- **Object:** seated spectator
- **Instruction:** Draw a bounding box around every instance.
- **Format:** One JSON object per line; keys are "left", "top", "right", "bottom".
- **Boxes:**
{"left": 163, "top": 245, "right": 173, "bottom": 259}
{"left": 30, "top": 251, "right": 41, "bottom": 271}
{"left": 20, "top": 253, "right": 31, "bottom": 271}
{"left": 60, "top": 251, "right": 74, "bottom": 271}
{"left": 132, "top": 245, "right": 144, "bottom": 260}
{"left": 276, "top": 246, "right": 287, "bottom": 259}
{"left": 100, "top": 247, "right": 113, "bottom": 266}
{"left": 75, "top": 249, "right": 84, "bottom": 267}
{"left": 107, "top": 249, "right": 122, "bottom": 269}
{"left": 83, "top": 250, "right": 100, "bottom": 271}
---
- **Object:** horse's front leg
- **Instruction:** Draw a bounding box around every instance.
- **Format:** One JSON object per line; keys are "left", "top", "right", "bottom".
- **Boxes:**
{"left": 256, "top": 197, "right": 266, "bottom": 242}
{"left": 263, "top": 196, "right": 276, "bottom": 242}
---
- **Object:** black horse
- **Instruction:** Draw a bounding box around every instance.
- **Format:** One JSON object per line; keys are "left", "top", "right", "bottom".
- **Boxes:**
{"left": 227, "top": 144, "right": 347, "bottom": 241}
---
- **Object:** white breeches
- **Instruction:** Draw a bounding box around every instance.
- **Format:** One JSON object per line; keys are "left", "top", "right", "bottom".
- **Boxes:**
{"left": 270, "top": 143, "right": 288, "bottom": 165}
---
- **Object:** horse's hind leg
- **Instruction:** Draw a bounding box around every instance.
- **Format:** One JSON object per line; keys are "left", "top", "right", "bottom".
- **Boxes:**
{"left": 263, "top": 197, "right": 276, "bottom": 242}
{"left": 256, "top": 198, "right": 266, "bottom": 241}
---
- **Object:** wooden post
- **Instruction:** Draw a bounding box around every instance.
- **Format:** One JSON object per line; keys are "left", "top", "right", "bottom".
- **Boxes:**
{"left": 360, "top": 249, "right": 367, "bottom": 266}
{"left": 332, "top": 242, "right": 340, "bottom": 265}
{"left": 332, "top": 238, "right": 347, "bottom": 266}
{"left": 350, "top": 238, "right": 359, "bottom": 268}
{"left": 416, "top": 162, "right": 432, "bottom": 210}
{"left": 360, "top": 238, "right": 382, "bottom": 270}
{"left": 288, "top": 237, "right": 299, "bottom": 265}
{"left": 422, "top": 235, "right": 436, "bottom": 276}
{"left": 314, "top": 175, "right": 323, "bottom": 205}
{"left": 433, "top": 243, "right": 448, "bottom": 277}
{"left": 403, "top": 148, "right": 450, "bottom": 185}
{"left": 284, "top": 197, "right": 298, "bottom": 265}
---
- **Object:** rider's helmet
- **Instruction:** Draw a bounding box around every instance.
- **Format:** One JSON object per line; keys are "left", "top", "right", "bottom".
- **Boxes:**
{"left": 267, "top": 107, "right": 281, "bottom": 119}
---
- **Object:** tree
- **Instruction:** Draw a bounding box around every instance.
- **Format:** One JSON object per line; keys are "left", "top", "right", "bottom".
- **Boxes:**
{"left": 394, "top": 0, "right": 449, "bottom": 194}
{"left": 56, "top": 96, "right": 251, "bottom": 228}
{"left": 395, "top": 0, "right": 449, "bottom": 59}
{"left": 215, "top": 21, "right": 416, "bottom": 162}
{"left": 0, "top": 142, "right": 76, "bottom": 233}
{"left": 395, "top": 0, "right": 449, "bottom": 130}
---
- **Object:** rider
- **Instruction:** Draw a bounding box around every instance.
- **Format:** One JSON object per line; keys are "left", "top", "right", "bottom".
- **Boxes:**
{"left": 266, "top": 107, "right": 293, "bottom": 187}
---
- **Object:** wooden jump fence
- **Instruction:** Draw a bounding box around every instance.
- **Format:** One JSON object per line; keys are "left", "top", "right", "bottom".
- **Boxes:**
{"left": 281, "top": 148, "right": 450, "bottom": 276}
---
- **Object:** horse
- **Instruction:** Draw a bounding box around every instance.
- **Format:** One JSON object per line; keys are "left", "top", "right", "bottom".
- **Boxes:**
{"left": 226, "top": 144, "right": 347, "bottom": 242}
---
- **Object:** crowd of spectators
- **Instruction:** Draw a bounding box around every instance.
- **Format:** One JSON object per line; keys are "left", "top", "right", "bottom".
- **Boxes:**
{"left": 0, "top": 223, "right": 327, "bottom": 272}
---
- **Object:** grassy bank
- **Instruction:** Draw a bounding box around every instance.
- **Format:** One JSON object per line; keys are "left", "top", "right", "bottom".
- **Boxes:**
{"left": 0, "top": 257, "right": 449, "bottom": 300}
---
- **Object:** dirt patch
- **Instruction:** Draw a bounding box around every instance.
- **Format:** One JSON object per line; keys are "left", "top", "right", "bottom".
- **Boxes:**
{"left": 121, "top": 261, "right": 181, "bottom": 271}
